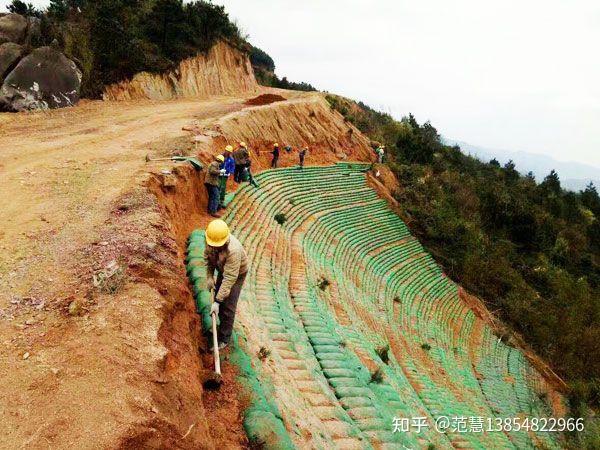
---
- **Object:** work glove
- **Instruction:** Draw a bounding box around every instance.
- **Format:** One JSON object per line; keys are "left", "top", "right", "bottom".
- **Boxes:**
{"left": 206, "top": 276, "right": 215, "bottom": 291}
{"left": 210, "top": 301, "right": 220, "bottom": 316}
{"left": 219, "top": 169, "right": 227, "bottom": 176}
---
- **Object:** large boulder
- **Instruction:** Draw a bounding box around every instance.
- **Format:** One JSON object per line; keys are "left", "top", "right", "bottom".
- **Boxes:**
{"left": 0, "top": 42, "right": 23, "bottom": 80}
{"left": 0, "top": 13, "right": 28, "bottom": 45}
{"left": 0, "top": 46, "right": 82, "bottom": 111}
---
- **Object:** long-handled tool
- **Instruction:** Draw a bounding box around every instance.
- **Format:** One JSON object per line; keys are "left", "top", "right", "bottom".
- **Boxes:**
{"left": 202, "top": 291, "right": 223, "bottom": 390}
{"left": 145, "top": 154, "right": 204, "bottom": 171}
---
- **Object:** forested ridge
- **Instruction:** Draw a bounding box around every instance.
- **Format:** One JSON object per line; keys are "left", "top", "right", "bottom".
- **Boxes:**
{"left": 326, "top": 95, "right": 600, "bottom": 423}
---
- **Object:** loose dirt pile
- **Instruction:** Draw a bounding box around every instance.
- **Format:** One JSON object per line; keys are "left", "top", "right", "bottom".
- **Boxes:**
{"left": 245, "top": 93, "right": 286, "bottom": 106}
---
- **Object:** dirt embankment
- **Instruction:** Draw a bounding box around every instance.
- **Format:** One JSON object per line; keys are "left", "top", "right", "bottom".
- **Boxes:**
{"left": 103, "top": 41, "right": 258, "bottom": 102}
{"left": 189, "top": 92, "right": 375, "bottom": 168}
{"left": 0, "top": 84, "right": 378, "bottom": 448}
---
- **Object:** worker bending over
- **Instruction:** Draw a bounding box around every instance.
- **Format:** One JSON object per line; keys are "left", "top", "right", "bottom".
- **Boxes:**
{"left": 205, "top": 219, "right": 248, "bottom": 350}
{"left": 219, "top": 145, "right": 235, "bottom": 209}
{"left": 205, "top": 154, "right": 224, "bottom": 218}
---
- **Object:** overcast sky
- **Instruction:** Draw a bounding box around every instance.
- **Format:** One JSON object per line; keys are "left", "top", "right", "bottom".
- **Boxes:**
{"left": 3, "top": 0, "right": 599, "bottom": 166}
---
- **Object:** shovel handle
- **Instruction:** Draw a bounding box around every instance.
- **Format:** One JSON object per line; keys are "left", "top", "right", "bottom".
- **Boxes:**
{"left": 211, "top": 292, "right": 221, "bottom": 376}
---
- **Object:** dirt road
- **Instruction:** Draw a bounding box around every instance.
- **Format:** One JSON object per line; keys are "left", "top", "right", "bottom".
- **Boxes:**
{"left": 0, "top": 96, "right": 251, "bottom": 449}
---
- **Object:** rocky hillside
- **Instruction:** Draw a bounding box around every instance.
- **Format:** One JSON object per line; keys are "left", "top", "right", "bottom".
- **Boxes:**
{"left": 0, "top": 13, "right": 81, "bottom": 111}
{"left": 103, "top": 41, "right": 258, "bottom": 101}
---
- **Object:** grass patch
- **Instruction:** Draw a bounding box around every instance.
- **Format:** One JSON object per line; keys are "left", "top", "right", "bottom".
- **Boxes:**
{"left": 257, "top": 346, "right": 271, "bottom": 361}
{"left": 93, "top": 260, "right": 126, "bottom": 294}
{"left": 370, "top": 368, "right": 384, "bottom": 384}
{"left": 375, "top": 344, "right": 390, "bottom": 364}
{"left": 317, "top": 277, "right": 330, "bottom": 291}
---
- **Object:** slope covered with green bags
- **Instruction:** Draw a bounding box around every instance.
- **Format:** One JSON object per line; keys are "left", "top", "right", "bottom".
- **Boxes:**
{"left": 187, "top": 163, "right": 564, "bottom": 449}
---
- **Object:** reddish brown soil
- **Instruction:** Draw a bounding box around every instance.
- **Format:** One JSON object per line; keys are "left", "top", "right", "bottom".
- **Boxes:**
{"left": 245, "top": 93, "right": 286, "bottom": 106}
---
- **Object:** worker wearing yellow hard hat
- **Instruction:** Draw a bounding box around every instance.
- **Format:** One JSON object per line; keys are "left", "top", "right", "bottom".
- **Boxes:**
{"left": 219, "top": 145, "right": 236, "bottom": 210}
{"left": 205, "top": 219, "right": 248, "bottom": 350}
{"left": 271, "top": 142, "right": 280, "bottom": 168}
{"left": 204, "top": 154, "right": 223, "bottom": 217}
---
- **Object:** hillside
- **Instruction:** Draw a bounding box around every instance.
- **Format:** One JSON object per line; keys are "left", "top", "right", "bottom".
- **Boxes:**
{"left": 0, "top": 4, "right": 594, "bottom": 449}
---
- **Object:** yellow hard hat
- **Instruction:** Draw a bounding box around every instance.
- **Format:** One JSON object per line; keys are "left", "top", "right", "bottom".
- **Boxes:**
{"left": 225, "top": 145, "right": 233, "bottom": 152}
{"left": 215, "top": 154, "right": 225, "bottom": 162}
{"left": 239, "top": 142, "right": 247, "bottom": 148}
{"left": 274, "top": 142, "right": 279, "bottom": 147}
{"left": 206, "top": 219, "right": 230, "bottom": 247}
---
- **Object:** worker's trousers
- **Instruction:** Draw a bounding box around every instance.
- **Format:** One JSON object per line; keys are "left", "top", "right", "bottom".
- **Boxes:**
{"left": 218, "top": 176, "right": 228, "bottom": 207}
{"left": 271, "top": 156, "right": 279, "bottom": 168}
{"left": 214, "top": 271, "right": 247, "bottom": 344}
{"left": 234, "top": 164, "right": 244, "bottom": 182}
{"left": 205, "top": 183, "right": 219, "bottom": 214}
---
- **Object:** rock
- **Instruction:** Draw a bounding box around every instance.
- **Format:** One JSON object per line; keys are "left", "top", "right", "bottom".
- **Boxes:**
{"left": 0, "top": 46, "right": 82, "bottom": 111}
{"left": 0, "top": 42, "right": 23, "bottom": 81}
{"left": 22, "top": 352, "right": 30, "bottom": 360}
{"left": 0, "top": 13, "right": 28, "bottom": 45}
{"left": 68, "top": 299, "right": 83, "bottom": 316}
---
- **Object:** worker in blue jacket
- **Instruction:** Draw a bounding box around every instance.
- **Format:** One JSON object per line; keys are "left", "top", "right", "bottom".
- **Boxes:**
{"left": 219, "top": 145, "right": 236, "bottom": 209}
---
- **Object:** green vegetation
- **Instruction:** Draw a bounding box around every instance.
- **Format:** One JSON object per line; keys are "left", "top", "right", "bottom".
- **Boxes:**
{"left": 251, "top": 45, "right": 317, "bottom": 92}
{"left": 8, "top": 0, "right": 246, "bottom": 97}
{"left": 375, "top": 344, "right": 390, "bottom": 364}
{"left": 8, "top": 0, "right": 41, "bottom": 17}
{"left": 370, "top": 368, "right": 384, "bottom": 384}
{"left": 274, "top": 212, "right": 287, "bottom": 225}
{"left": 326, "top": 95, "right": 600, "bottom": 413}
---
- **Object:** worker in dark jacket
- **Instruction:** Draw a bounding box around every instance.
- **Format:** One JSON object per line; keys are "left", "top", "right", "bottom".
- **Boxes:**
{"left": 205, "top": 219, "right": 248, "bottom": 349}
{"left": 271, "top": 142, "right": 280, "bottom": 168}
{"left": 205, "top": 154, "right": 223, "bottom": 217}
{"left": 219, "top": 145, "right": 235, "bottom": 209}
{"left": 233, "top": 142, "right": 250, "bottom": 182}
{"left": 299, "top": 146, "right": 308, "bottom": 168}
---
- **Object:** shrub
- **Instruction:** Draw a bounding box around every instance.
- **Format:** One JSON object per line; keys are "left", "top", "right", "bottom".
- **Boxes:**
{"left": 375, "top": 345, "right": 390, "bottom": 364}
{"left": 317, "top": 277, "right": 330, "bottom": 291}
{"left": 257, "top": 346, "right": 271, "bottom": 361}
{"left": 274, "top": 213, "right": 287, "bottom": 225}
{"left": 370, "top": 368, "right": 384, "bottom": 384}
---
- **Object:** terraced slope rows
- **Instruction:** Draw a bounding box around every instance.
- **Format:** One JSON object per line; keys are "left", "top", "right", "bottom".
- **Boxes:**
{"left": 193, "top": 164, "right": 564, "bottom": 449}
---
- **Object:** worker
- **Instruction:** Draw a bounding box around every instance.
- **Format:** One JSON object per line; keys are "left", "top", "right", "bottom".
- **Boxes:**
{"left": 205, "top": 219, "right": 248, "bottom": 350}
{"left": 219, "top": 145, "right": 235, "bottom": 209}
{"left": 233, "top": 141, "right": 250, "bottom": 182}
{"left": 205, "top": 154, "right": 223, "bottom": 218}
{"left": 299, "top": 146, "right": 308, "bottom": 168}
{"left": 376, "top": 145, "right": 385, "bottom": 163}
{"left": 271, "top": 143, "right": 280, "bottom": 168}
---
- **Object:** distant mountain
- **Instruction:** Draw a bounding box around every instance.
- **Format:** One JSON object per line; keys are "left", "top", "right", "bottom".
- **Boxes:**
{"left": 445, "top": 139, "right": 600, "bottom": 192}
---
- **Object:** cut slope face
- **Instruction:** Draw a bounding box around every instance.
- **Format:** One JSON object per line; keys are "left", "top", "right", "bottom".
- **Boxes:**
{"left": 194, "top": 92, "right": 374, "bottom": 165}
{"left": 215, "top": 164, "right": 563, "bottom": 449}
{"left": 103, "top": 41, "right": 258, "bottom": 101}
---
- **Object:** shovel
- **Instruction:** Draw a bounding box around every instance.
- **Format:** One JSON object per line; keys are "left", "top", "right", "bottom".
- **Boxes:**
{"left": 203, "top": 292, "right": 223, "bottom": 390}
{"left": 145, "top": 154, "right": 204, "bottom": 171}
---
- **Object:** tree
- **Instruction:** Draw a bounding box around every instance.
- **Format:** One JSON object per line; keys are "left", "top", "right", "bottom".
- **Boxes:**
{"left": 540, "top": 169, "right": 562, "bottom": 195}
{"left": 489, "top": 158, "right": 500, "bottom": 167}
{"left": 581, "top": 182, "right": 600, "bottom": 215}
{"left": 8, "top": 0, "right": 41, "bottom": 17}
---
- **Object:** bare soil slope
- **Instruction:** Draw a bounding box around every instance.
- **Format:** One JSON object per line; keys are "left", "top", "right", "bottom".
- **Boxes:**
{"left": 0, "top": 87, "right": 374, "bottom": 448}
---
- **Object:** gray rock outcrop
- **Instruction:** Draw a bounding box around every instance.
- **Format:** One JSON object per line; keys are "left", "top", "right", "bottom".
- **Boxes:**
{"left": 0, "top": 46, "right": 82, "bottom": 111}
